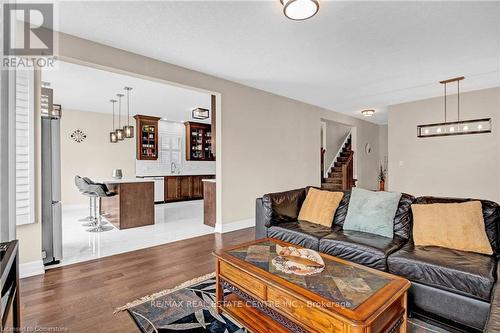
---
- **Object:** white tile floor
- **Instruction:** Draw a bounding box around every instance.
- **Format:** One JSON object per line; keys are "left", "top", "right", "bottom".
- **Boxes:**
{"left": 58, "top": 200, "right": 215, "bottom": 267}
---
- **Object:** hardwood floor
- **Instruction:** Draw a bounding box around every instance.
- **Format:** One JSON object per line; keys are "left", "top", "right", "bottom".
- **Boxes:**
{"left": 19, "top": 228, "right": 256, "bottom": 333}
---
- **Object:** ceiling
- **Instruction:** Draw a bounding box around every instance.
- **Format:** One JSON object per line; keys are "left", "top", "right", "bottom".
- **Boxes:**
{"left": 42, "top": 61, "right": 211, "bottom": 123}
{"left": 55, "top": 1, "right": 500, "bottom": 124}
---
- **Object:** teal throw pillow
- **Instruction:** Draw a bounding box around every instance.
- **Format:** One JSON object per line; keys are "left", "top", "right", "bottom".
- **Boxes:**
{"left": 343, "top": 187, "right": 402, "bottom": 238}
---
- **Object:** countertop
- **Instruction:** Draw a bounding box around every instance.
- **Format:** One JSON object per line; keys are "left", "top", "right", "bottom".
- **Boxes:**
{"left": 136, "top": 173, "right": 215, "bottom": 178}
{"left": 103, "top": 178, "right": 154, "bottom": 184}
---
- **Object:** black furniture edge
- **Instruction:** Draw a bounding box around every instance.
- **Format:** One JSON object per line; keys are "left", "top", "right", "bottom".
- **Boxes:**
{"left": 1, "top": 240, "right": 20, "bottom": 332}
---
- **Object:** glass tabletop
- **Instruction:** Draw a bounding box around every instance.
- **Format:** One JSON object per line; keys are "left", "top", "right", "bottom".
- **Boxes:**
{"left": 226, "top": 240, "right": 391, "bottom": 310}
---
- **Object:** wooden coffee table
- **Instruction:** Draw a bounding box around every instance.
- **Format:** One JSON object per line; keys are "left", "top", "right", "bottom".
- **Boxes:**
{"left": 213, "top": 238, "right": 410, "bottom": 333}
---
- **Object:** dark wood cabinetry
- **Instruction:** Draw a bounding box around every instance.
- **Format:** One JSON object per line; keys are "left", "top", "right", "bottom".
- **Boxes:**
{"left": 164, "top": 175, "right": 215, "bottom": 202}
{"left": 134, "top": 115, "right": 161, "bottom": 160}
{"left": 185, "top": 122, "right": 214, "bottom": 161}
{"left": 192, "top": 175, "right": 204, "bottom": 198}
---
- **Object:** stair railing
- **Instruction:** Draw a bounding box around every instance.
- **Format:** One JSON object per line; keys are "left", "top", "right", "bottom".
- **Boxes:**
{"left": 341, "top": 151, "right": 354, "bottom": 190}
{"left": 324, "top": 130, "right": 352, "bottom": 179}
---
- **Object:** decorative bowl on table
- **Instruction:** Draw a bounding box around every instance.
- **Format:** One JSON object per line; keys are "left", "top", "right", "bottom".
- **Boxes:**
{"left": 272, "top": 244, "right": 325, "bottom": 276}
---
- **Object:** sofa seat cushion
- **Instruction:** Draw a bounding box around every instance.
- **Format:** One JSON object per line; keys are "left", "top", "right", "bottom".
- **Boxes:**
{"left": 267, "top": 220, "right": 332, "bottom": 251}
{"left": 388, "top": 243, "right": 496, "bottom": 301}
{"left": 318, "top": 230, "right": 406, "bottom": 271}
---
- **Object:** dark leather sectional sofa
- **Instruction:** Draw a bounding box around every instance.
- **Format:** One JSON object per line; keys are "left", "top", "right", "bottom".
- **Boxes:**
{"left": 255, "top": 187, "right": 500, "bottom": 332}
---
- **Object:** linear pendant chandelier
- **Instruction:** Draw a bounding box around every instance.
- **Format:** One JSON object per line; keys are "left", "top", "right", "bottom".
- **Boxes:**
{"left": 417, "top": 76, "right": 492, "bottom": 138}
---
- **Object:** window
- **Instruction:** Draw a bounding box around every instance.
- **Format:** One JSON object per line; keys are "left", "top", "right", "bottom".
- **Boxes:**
{"left": 158, "top": 121, "right": 182, "bottom": 167}
{"left": 15, "top": 68, "right": 35, "bottom": 225}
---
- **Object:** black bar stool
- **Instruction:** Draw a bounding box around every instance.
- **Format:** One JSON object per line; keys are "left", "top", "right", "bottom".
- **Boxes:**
{"left": 84, "top": 181, "right": 116, "bottom": 233}
{"left": 74, "top": 175, "right": 98, "bottom": 227}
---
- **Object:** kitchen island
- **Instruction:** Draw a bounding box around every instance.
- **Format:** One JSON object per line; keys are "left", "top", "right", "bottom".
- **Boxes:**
{"left": 100, "top": 179, "right": 154, "bottom": 229}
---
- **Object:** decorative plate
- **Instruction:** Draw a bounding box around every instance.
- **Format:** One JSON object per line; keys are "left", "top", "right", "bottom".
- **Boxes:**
{"left": 71, "top": 129, "right": 87, "bottom": 143}
{"left": 272, "top": 245, "right": 325, "bottom": 276}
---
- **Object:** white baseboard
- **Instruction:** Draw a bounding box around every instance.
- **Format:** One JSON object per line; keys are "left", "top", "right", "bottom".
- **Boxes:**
{"left": 20, "top": 260, "right": 45, "bottom": 279}
{"left": 219, "top": 218, "right": 255, "bottom": 233}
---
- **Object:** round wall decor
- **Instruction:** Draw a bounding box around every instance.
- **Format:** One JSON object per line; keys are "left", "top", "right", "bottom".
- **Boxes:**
{"left": 364, "top": 143, "right": 372, "bottom": 155}
{"left": 71, "top": 129, "right": 87, "bottom": 143}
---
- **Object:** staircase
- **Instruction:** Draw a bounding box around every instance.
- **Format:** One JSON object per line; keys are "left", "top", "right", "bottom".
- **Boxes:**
{"left": 322, "top": 134, "right": 356, "bottom": 191}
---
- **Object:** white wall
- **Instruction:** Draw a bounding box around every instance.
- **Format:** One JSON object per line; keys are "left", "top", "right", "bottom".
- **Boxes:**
{"left": 388, "top": 87, "right": 500, "bottom": 201}
{"left": 61, "top": 109, "right": 136, "bottom": 205}
{"left": 323, "top": 120, "right": 352, "bottom": 171}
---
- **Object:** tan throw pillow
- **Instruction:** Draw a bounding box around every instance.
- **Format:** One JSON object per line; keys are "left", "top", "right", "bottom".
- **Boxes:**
{"left": 298, "top": 188, "right": 344, "bottom": 227}
{"left": 411, "top": 201, "right": 493, "bottom": 255}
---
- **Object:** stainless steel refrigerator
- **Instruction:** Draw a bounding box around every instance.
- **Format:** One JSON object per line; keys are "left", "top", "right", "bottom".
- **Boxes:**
{"left": 41, "top": 116, "right": 62, "bottom": 265}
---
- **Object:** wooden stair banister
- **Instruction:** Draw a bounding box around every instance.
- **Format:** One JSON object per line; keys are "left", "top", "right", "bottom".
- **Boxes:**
{"left": 341, "top": 150, "right": 354, "bottom": 190}
{"left": 322, "top": 133, "right": 356, "bottom": 191}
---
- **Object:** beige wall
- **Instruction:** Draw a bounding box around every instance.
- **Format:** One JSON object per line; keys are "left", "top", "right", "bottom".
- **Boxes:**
{"left": 378, "top": 124, "right": 388, "bottom": 162}
{"left": 61, "top": 109, "right": 135, "bottom": 205}
{"left": 323, "top": 120, "right": 352, "bottom": 170}
{"left": 378, "top": 124, "right": 388, "bottom": 187}
{"left": 388, "top": 87, "right": 500, "bottom": 201}
{"left": 56, "top": 32, "right": 384, "bottom": 224}
{"left": 18, "top": 31, "right": 384, "bottom": 264}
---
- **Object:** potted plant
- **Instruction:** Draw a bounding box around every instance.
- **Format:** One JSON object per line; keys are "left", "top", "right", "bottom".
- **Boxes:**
{"left": 378, "top": 158, "right": 387, "bottom": 191}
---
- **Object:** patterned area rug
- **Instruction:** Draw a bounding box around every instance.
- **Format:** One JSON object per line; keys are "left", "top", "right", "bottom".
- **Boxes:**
{"left": 117, "top": 273, "right": 452, "bottom": 333}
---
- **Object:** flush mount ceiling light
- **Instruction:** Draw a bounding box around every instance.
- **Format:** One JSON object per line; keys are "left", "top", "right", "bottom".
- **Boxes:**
{"left": 192, "top": 107, "right": 210, "bottom": 120}
{"left": 361, "top": 109, "right": 375, "bottom": 117}
{"left": 417, "top": 76, "right": 492, "bottom": 138}
{"left": 280, "top": 0, "right": 319, "bottom": 21}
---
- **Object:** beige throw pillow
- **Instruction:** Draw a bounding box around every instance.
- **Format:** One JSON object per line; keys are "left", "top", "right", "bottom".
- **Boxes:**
{"left": 411, "top": 201, "right": 493, "bottom": 255}
{"left": 298, "top": 188, "right": 344, "bottom": 227}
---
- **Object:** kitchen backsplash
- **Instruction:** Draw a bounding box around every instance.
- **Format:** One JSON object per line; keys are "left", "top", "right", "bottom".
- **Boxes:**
{"left": 135, "top": 120, "right": 215, "bottom": 176}
{"left": 136, "top": 160, "right": 215, "bottom": 176}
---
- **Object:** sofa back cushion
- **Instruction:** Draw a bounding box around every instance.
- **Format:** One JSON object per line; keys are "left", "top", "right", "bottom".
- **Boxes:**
{"left": 262, "top": 188, "right": 307, "bottom": 227}
{"left": 298, "top": 188, "right": 344, "bottom": 227}
{"left": 332, "top": 191, "right": 415, "bottom": 240}
{"left": 415, "top": 196, "right": 500, "bottom": 255}
{"left": 412, "top": 201, "right": 493, "bottom": 255}
{"left": 343, "top": 188, "right": 402, "bottom": 238}
{"left": 393, "top": 193, "right": 415, "bottom": 240}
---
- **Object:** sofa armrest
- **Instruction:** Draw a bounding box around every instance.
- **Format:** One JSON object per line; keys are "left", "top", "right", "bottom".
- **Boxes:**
{"left": 255, "top": 198, "right": 267, "bottom": 239}
{"left": 485, "top": 264, "right": 500, "bottom": 332}
{"left": 261, "top": 188, "right": 307, "bottom": 228}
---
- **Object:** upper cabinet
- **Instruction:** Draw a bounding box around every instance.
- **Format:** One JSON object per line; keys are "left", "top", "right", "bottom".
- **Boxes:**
{"left": 134, "top": 115, "right": 161, "bottom": 160}
{"left": 185, "top": 122, "right": 214, "bottom": 161}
